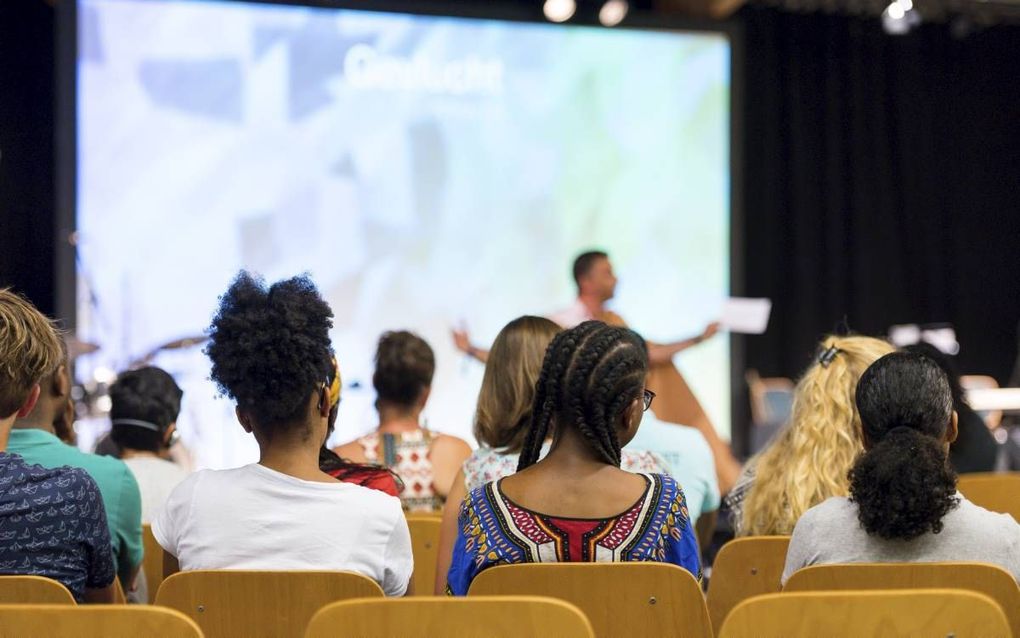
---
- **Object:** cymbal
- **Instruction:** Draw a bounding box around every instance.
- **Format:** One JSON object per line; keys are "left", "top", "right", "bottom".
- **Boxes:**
{"left": 66, "top": 337, "right": 100, "bottom": 359}
{"left": 156, "top": 335, "right": 209, "bottom": 351}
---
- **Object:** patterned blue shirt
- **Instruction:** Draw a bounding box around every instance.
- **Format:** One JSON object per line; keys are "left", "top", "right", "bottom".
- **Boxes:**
{"left": 0, "top": 452, "right": 115, "bottom": 601}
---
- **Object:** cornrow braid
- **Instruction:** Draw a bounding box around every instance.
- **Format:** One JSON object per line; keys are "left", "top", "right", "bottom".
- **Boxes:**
{"left": 517, "top": 321, "right": 648, "bottom": 471}
{"left": 517, "top": 322, "right": 602, "bottom": 469}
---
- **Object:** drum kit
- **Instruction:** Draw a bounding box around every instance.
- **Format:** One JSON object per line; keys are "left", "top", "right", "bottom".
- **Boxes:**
{"left": 69, "top": 334, "right": 208, "bottom": 420}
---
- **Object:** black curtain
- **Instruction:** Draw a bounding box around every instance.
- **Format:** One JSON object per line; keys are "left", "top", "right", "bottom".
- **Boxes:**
{"left": 739, "top": 7, "right": 1020, "bottom": 384}
{"left": 0, "top": 0, "right": 57, "bottom": 316}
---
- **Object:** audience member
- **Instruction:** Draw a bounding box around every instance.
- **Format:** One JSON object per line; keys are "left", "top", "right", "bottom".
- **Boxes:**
{"left": 108, "top": 366, "right": 189, "bottom": 523}
{"left": 334, "top": 331, "right": 471, "bottom": 512}
{"left": 318, "top": 357, "right": 403, "bottom": 496}
{"left": 728, "top": 335, "right": 895, "bottom": 536}
{"left": 434, "top": 316, "right": 671, "bottom": 593}
{"left": 783, "top": 352, "right": 1020, "bottom": 583}
{"left": 446, "top": 321, "right": 701, "bottom": 595}
{"left": 0, "top": 288, "right": 116, "bottom": 602}
{"left": 153, "top": 272, "right": 413, "bottom": 596}
{"left": 10, "top": 336, "right": 144, "bottom": 596}
{"left": 904, "top": 343, "right": 998, "bottom": 474}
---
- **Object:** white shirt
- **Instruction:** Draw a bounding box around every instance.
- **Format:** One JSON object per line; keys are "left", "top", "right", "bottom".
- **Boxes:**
{"left": 548, "top": 299, "right": 595, "bottom": 329}
{"left": 152, "top": 464, "right": 413, "bottom": 596}
{"left": 122, "top": 456, "right": 189, "bottom": 524}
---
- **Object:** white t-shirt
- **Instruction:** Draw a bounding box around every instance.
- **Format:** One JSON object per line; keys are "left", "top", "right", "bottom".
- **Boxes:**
{"left": 152, "top": 464, "right": 413, "bottom": 596}
{"left": 122, "top": 456, "right": 189, "bottom": 524}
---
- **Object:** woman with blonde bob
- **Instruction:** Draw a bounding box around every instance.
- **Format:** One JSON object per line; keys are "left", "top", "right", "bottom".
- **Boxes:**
{"left": 728, "top": 335, "right": 896, "bottom": 536}
{"left": 433, "top": 316, "right": 669, "bottom": 593}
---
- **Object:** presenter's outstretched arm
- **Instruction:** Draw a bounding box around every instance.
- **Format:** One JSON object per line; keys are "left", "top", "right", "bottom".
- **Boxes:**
{"left": 645, "top": 322, "right": 720, "bottom": 365}
{"left": 452, "top": 328, "right": 489, "bottom": 363}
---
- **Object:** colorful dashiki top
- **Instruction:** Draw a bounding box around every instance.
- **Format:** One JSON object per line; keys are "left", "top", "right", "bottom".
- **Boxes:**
{"left": 359, "top": 428, "right": 443, "bottom": 512}
{"left": 463, "top": 444, "right": 672, "bottom": 493}
{"left": 446, "top": 473, "right": 701, "bottom": 595}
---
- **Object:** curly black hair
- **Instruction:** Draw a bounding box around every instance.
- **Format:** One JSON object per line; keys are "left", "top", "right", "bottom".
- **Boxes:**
{"left": 109, "top": 366, "right": 183, "bottom": 453}
{"left": 517, "top": 320, "right": 647, "bottom": 470}
{"left": 373, "top": 331, "right": 434, "bottom": 409}
{"left": 849, "top": 351, "right": 959, "bottom": 540}
{"left": 205, "top": 271, "right": 333, "bottom": 438}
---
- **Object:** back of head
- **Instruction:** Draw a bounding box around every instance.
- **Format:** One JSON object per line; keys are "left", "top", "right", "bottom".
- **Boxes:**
{"left": 373, "top": 331, "right": 434, "bottom": 409}
{"left": 0, "top": 288, "right": 63, "bottom": 419}
{"left": 572, "top": 250, "right": 608, "bottom": 288}
{"left": 205, "top": 272, "right": 333, "bottom": 438}
{"left": 903, "top": 342, "right": 968, "bottom": 409}
{"left": 850, "top": 351, "right": 958, "bottom": 540}
{"left": 518, "top": 320, "right": 647, "bottom": 470}
{"left": 740, "top": 335, "right": 896, "bottom": 536}
{"left": 474, "top": 316, "right": 561, "bottom": 452}
{"left": 109, "top": 366, "right": 183, "bottom": 453}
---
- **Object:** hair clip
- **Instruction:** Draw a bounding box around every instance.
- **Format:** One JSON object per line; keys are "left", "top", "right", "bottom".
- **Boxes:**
{"left": 818, "top": 345, "right": 842, "bottom": 368}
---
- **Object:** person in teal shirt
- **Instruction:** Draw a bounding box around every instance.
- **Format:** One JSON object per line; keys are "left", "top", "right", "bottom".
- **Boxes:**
{"left": 9, "top": 355, "right": 144, "bottom": 595}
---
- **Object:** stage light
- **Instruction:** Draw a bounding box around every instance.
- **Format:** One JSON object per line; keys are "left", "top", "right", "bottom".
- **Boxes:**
{"left": 599, "top": 0, "right": 629, "bottom": 26}
{"left": 882, "top": 0, "right": 920, "bottom": 34}
{"left": 543, "top": 0, "right": 576, "bottom": 22}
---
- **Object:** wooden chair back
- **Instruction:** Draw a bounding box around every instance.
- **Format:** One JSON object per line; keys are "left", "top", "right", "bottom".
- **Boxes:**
{"left": 718, "top": 589, "right": 1010, "bottom": 638}
{"left": 467, "top": 562, "right": 710, "bottom": 638}
{"left": 0, "top": 604, "right": 203, "bottom": 637}
{"left": 784, "top": 561, "right": 1020, "bottom": 637}
{"left": 706, "top": 536, "right": 790, "bottom": 633}
{"left": 957, "top": 472, "right": 1020, "bottom": 521}
{"left": 155, "top": 570, "right": 384, "bottom": 638}
{"left": 305, "top": 595, "right": 595, "bottom": 638}
{"left": 0, "top": 575, "right": 76, "bottom": 605}
{"left": 142, "top": 524, "right": 164, "bottom": 603}
{"left": 961, "top": 375, "right": 1003, "bottom": 428}
{"left": 112, "top": 577, "right": 127, "bottom": 604}
{"left": 405, "top": 514, "right": 441, "bottom": 597}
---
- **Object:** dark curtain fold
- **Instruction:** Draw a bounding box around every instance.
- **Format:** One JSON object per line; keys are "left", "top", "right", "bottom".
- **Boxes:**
{"left": 740, "top": 7, "right": 1020, "bottom": 385}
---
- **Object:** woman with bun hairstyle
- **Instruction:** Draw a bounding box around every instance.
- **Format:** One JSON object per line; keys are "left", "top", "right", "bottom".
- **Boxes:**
{"left": 153, "top": 272, "right": 413, "bottom": 596}
{"left": 334, "top": 331, "right": 471, "bottom": 512}
{"left": 782, "top": 352, "right": 1020, "bottom": 584}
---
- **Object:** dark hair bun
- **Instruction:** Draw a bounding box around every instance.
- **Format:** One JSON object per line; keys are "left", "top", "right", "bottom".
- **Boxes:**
{"left": 205, "top": 272, "right": 333, "bottom": 432}
{"left": 372, "top": 331, "right": 434, "bottom": 407}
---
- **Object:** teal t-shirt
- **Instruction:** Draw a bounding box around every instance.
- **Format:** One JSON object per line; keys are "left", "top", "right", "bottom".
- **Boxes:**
{"left": 7, "top": 429, "right": 144, "bottom": 584}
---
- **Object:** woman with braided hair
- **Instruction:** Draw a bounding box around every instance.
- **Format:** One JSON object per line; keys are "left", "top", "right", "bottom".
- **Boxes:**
{"left": 446, "top": 321, "right": 701, "bottom": 595}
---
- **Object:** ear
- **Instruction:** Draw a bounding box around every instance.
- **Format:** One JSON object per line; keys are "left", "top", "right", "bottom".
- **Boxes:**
{"left": 163, "top": 422, "right": 177, "bottom": 446}
{"left": 317, "top": 387, "right": 331, "bottom": 419}
{"left": 945, "top": 410, "right": 959, "bottom": 445}
{"left": 16, "top": 385, "right": 42, "bottom": 419}
{"left": 417, "top": 386, "right": 431, "bottom": 410}
{"left": 53, "top": 365, "right": 71, "bottom": 400}
{"left": 235, "top": 407, "right": 254, "bottom": 433}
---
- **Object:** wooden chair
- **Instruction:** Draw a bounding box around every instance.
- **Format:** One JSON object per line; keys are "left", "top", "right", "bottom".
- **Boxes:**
{"left": 784, "top": 561, "right": 1020, "bottom": 637}
{"left": 718, "top": 589, "right": 1010, "bottom": 638}
{"left": 706, "top": 536, "right": 790, "bottom": 633}
{"left": 142, "top": 524, "right": 164, "bottom": 603}
{"left": 467, "top": 563, "right": 710, "bottom": 638}
{"left": 113, "top": 577, "right": 127, "bottom": 604}
{"left": 155, "top": 570, "right": 384, "bottom": 638}
{"left": 0, "top": 576, "right": 76, "bottom": 605}
{"left": 305, "top": 595, "right": 595, "bottom": 638}
{"left": 405, "top": 514, "right": 441, "bottom": 597}
{"left": 0, "top": 604, "right": 203, "bottom": 637}
{"left": 957, "top": 472, "right": 1020, "bottom": 521}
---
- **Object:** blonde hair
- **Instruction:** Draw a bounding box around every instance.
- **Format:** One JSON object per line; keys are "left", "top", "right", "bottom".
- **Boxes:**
{"left": 0, "top": 288, "right": 64, "bottom": 417}
{"left": 473, "top": 316, "right": 561, "bottom": 453}
{"left": 737, "top": 335, "right": 896, "bottom": 536}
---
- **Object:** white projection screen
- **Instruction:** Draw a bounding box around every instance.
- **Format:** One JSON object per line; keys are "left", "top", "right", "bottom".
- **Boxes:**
{"left": 72, "top": 0, "right": 734, "bottom": 469}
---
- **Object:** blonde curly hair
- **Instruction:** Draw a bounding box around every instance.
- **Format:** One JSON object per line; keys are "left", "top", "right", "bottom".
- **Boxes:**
{"left": 736, "top": 335, "right": 896, "bottom": 536}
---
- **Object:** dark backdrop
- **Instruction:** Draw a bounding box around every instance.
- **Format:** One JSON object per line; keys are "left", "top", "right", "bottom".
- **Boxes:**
{"left": 2, "top": 1, "right": 1018, "bottom": 394}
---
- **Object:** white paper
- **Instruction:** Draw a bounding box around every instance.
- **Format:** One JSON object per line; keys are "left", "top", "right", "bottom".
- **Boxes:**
{"left": 719, "top": 297, "right": 772, "bottom": 334}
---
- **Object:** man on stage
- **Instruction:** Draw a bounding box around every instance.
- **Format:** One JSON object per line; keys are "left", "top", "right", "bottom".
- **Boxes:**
{"left": 453, "top": 250, "right": 741, "bottom": 493}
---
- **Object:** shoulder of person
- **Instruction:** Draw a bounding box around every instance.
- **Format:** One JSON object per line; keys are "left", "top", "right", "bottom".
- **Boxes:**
{"left": 430, "top": 433, "right": 472, "bottom": 454}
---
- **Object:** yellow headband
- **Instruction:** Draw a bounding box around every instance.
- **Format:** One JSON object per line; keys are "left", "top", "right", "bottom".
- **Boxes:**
{"left": 328, "top": 357, "right": 342, "bottom": 409}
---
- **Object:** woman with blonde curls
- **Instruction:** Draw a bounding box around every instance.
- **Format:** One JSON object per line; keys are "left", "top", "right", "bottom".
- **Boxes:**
{"left": 728, "top": 335, "right": 895, "bottom": 537}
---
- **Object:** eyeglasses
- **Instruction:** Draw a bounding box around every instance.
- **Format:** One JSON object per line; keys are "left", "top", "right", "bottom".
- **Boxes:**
{"left": 642, "top": 389, "right": 656, "bottom": 412}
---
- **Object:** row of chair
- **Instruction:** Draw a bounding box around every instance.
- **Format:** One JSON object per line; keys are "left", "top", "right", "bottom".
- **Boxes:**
{"left": 3, "top": 559, "right": 1018, "bottom": 637}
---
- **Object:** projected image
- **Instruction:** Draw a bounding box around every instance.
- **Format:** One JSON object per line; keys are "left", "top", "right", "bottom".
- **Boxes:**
{"left": 76, "top": 0, "right": 731, "bottom": 469}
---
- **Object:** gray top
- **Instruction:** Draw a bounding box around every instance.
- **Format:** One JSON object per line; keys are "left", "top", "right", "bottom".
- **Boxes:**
{"left": 782, "top": 493, "right": 1020, "bottom": 585}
